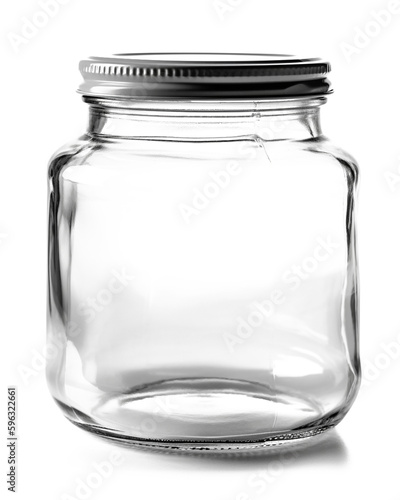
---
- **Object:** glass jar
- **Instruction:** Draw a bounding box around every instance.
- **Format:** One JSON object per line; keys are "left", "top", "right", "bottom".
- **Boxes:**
{"left": 47, "top": 54, "right": 360, "bottom": 452}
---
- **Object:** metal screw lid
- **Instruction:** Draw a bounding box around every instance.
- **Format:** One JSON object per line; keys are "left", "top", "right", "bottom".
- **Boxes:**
{"left": 78, "top": 53, "right": 332, "bottom": 99}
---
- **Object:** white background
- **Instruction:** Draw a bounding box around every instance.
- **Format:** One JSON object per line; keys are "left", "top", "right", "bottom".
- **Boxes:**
{"left": 1, "top": 0, "right": 400, "bottom": 498}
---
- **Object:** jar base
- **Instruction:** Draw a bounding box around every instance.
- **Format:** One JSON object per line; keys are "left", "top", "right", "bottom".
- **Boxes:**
{"left": 54, "top": 377, "right": 340, "bottom": 453}
{"left": 69, "top": 418, "right": 334, "bottom": 453}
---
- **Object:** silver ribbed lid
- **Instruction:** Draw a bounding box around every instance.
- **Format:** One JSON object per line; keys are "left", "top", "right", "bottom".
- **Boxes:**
{"left": 78, "top": 53, "right": 331, "bottom": 99}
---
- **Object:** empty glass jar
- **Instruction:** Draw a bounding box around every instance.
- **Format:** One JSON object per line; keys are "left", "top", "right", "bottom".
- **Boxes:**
{"left": 47, "top": 53, "right": 360, "bottom": 452}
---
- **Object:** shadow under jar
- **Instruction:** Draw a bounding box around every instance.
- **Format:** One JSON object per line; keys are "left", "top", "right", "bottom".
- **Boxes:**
{"left": 47, "top": 53, "right": 360, "bottom": 453}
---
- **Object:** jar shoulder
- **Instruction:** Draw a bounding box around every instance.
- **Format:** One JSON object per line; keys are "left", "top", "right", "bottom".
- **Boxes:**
{"left": 47, "top": 134, "right": 98, "bottom": 184}
{"left": 300, "top": 136, "right": 359, "bottom": 185}
{"left": 47, "top": 134, "right": 360, "bottom": 187}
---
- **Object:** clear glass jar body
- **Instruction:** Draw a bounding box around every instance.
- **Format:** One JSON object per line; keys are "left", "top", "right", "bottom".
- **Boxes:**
{"left": 47, "top": 97, "right": 360, "bottom": 452}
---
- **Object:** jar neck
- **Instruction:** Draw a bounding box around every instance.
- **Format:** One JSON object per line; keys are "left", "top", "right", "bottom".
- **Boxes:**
{"left": 85, "top": 97, "right": 326, "bottom": 141}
